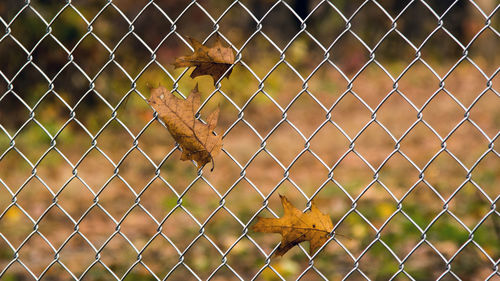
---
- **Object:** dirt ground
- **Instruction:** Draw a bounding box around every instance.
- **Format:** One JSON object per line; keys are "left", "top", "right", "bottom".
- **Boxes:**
{"left": 0, "top": 60, "right": 499, "bottom": 280}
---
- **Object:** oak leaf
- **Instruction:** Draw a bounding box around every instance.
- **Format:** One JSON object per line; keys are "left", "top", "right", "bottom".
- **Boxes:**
{"left": 251, "top": 195, "right": 333, "bottom": 256}
{"left": 173, "top": 35, "right": 235, "bottom": 84}
{"left": 148, "top": 84, "right": 222, "bottom": 170}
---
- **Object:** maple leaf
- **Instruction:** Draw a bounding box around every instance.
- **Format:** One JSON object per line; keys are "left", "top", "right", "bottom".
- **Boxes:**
{"left": 173, "top": 35, "right": 235, "bottom": 84}
{"left": 148, "top": 84, "right": 222, "bottom": 170}
{"left": 251, "top": 195, "right": 333, "bottom": 256}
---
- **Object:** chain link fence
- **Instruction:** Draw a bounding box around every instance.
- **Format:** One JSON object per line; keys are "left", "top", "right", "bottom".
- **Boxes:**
{"left": 0, "top": 0, "right": 499, "bottom": 280}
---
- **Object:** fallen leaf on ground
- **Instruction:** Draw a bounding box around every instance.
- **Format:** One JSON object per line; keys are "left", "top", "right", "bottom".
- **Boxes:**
{"left": 251, "top": 195, "right": 333, "bottom": 256}
{"left": 148, "top": 84, "right": 222, "bottom": 170}
{"left": 173, "top": 35, "right": 235, "bottom": 84}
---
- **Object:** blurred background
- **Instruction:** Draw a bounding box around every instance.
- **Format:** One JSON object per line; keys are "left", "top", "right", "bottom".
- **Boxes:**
{"left": 0, "top": 0, "right": 499, "bottom": 280}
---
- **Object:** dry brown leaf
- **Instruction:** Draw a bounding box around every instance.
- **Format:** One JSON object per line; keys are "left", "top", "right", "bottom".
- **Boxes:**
{"left": 148, "top": 84, "right": 222, "bottom": 170}
{"left": 173, "top": 35, "right": 235, "bottom": 84}
{"left": 251, "top": 195, "right": 333, "bottom": 256}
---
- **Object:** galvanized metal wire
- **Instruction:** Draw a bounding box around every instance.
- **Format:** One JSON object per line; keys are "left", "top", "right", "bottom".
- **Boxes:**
{"left": 0, "top": 0, "right": 499, "bottom": 280}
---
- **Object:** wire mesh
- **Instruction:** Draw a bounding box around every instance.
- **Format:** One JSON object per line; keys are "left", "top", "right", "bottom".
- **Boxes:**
{"left": 0, "top": 0, "right": 499, "bottom": 280}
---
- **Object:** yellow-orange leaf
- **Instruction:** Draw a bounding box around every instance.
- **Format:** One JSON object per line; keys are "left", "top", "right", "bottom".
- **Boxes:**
{"left": 173, "top": 35, "right": 235, "bottom": 84}
{"left": 251, "top": 195, "right": 333, "bottom": 256}
{"left": 148, "top": 84, "right": 222, "bottom": 170}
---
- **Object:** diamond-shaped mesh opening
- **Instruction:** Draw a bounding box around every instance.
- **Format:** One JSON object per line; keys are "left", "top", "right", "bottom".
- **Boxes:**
{"left": 203, "top": 208, "right": 242, "bottom": 252}
{"left": 57, "top": 233, "right": 97, "bottom": 277}
{"left": 1, "top": 1, "right": 499, "bottom": 280}
{"left": 97, "top": 177, "right": 136, "bottom": 220}
{"left": 113, "top": 36, "right": 152, "bottom": 79}
{"left": 354, "top": 122, "right": 395, "bottom": 168}
{"left": 36, "top": 205, "right": 76, "bottom": 250}
{"left": 376, "top": 93, "right": 416, "bottom": 139}
{"left": 288, "top": 151, "right": 329, "bottom": 196}
{"left": 421, "top": 28, "right": 464, "bottom": 66}
{"left": 140, "top": 234, "right": 179, "bottom": 279}
{"left": 0, "top": 238, "right": 13, "bottom": 272}
{"left": 330, "top": 92, "right": 372, "bottom": 139}
{"left": 161, "top": 207, "right": 199, "bottom": 252}
{"left": 404, "top": 242, "right": 447, "bottom": 280}
{"left": 174, "top": 4, "right": 216, "bottom": 38}
{"left": 74, "top": 148, "right": 115, "bottom": 193}
{"left": 0, "top": 150, "right": 33, "bottom": 191}
{"left": 444, "top": 60, "right": 488, "bottom": 106}
{"left": 358, "top": 241, "right": 401, "bottom": 280}
{"left": 470, "top": 152, "right": 499, "bottom": 200}
{"left": 0, "top": 205, "right": 34, "bottom": 248}
{"left": 133, "top": 5, "right": 172, "bottom": 50}
{"left": 8, "top": 8, "right": 47, "bottom": 50}
{"left": 223, "top": 180, "right": 262, "bottom": 223}
{"left": 56, "top": 178, "right": 94, "bottom": 220}
{"left": 378, "top": 212, "right": 422, "bottom": 258}
{"left": 355, "top": 182, "right": 397, "bottom": 229}
{"left": 240, "top": 34, "right": 283, "bottom": 78}
{"left": 470, "top": 26, "right": 500, "bottom": 69}
{"left": 48, "top": 6, "right": 87, "bottom": 51}
{"left": 305, "top": 2, "right": 345, "bottom": 46}
{"left": 204, "top": 155, "right": 244, "bottom": 194}
{"left": 399, "top": 121, "right": 442, "bottom": 167}
{"left": 350, "top": 1, "right": 392, "bottom": 48}
{"left": 259, "top": 3, "right": 302, "bottom": 50}
{"left": 11, "top": 64, "right": 50, "bottom": 108}
{"left": 52, "top": 124, "right": 92, "bottom": 165}
{"left": 283, "top": 35, "right": 325, "bottom": 77}
{"left": 182, "top": 236, "right": 223, "bottom": 280}
{"left": 118, "top": 206, "right": 158, "bottom": 249}
{"left": 36, "top": 150, "right": 71, "bottom": 187}
{"left": 0, "top": 36, "right": 28, "bottom": 79}
{"left": 425, "top": 212, "right": 470, "bottom": 260}
{"left": 44, "top": 260, "right": 76, "bottom": 281}
{"left": 446, "top": 121, "right": 491, "bottom": 167}
{"left": 469, "top": 89, "right": 500, "bottom": 138}
{"left": 137, "top": 177, "right": 176, "bottom": 221}
{"left": 422, "top": 89, "right": 465, "bottom": 137}
{"left": 328, "top": 32, "right": 371, "bottom": 76}
{"left": 375, "top": 31, "right": 417, "bottom": 76}
{"left": 351, "top": 62, "right": 394, "bottom": 107}
{"left": 98, "top": 234, "right": 138, "bottom": 278}
{"left": 77, "top": 206, "right": 116, "bottom": 249}
{"left": 244, "top": 151, "right": 285, "bottom": 197}
{"left": 424, "top": 151, "right": 468, "bottom": 199}
{"left": 334, "top": 211, "right": 377, "bottom": 258}
{"left": 182, "top": 180, "right": 221, "bottom": 223}
{"left": 89, "top": 5, "right": 130, "bottom": 49}
{"left": 15, "top": 177, "right": 52, "bottom": 219}
{"left": 285, "top": 92, "right": 326, "bottom": 137}
{"left": 332, "top": 152, "right": 374, "bottom": 198}
{"left": 450, "top": 242, "right": 496, "bottom": 280}
{"left": 215, "top": 5, "right": 256, "bottom": 48}
{"left": 16, "top": 233, "right": 55, "bottom": 277}
{"left": 401, "top": 182, "right": 444, "bottom": 229}
{"left": 118, "top": 148, "right": 155, "bottom": 193}
{"left": 309, "top": 122, "right": 350, "bottom": 166}
{"left": 266, "top": 122, "right": 305, "bottom": 166}
{"left": 0, "top": 2, "right": 26, "bottom": 22}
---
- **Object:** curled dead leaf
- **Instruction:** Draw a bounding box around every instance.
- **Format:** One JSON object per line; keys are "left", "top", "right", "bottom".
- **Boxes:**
{"left": 148, "top": 84, "right": 222, "bottom": 170}
{"left": 173, "top": 35, "right": 235, "bottom": 84}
